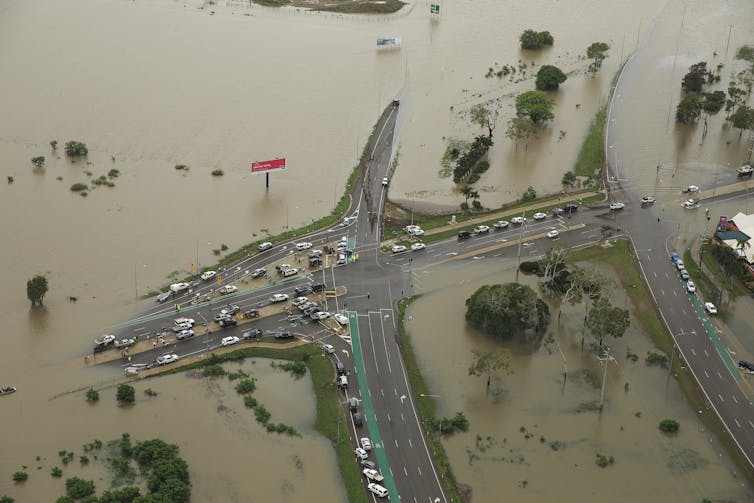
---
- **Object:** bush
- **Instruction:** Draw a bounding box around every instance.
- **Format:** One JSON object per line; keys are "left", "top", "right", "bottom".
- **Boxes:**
{"left": 472, "top": 200, "right": 482, "bottom": 210}
{"left": 31, "top": 156, "right": 45, "bottom": 168}
{"left": 64, "top": 141, "right": 88, "bottom": 157}
{"left": 202, "top": 364, "right": 226, "bottom": 378}
{"left": 520, "top": 29, "right": 554, "bottom": 50}
{"left": 235, "top": 379, "right": 256, "bottom": 395}
{"left": 65, "top": 477, "right": 95, "bottom": 499}
{"left": 645, "top": 351, "right": 669, "bottom": 368}
{"left": 595, "top": 453, "right": 615, "bottom": 468}
{"left": 474, "top": 160, "right": 490, "bottom": 174}
{"left": 85, "top": 388, "right": 99, "bottom": 402}
{"left": 452, "top": 135, "right": 493, "bottom": 183}
{"left": 107, "top": 169, "right": 120, "bottom": 178}
{"left": 659, "top": 419, "right": 680, "bottom": 434}
{"left": 243, "top": 395, "right": 258, "bottom": 408}
{"left": 460, "top": 202, "right": 469, "bottom": 211}
{"left": 116, "top": 384, "right": 135, "bottom": 404}
{"left": 211, "top": 169, "right": 224, "bottom": 176}
{"left": 70, "top": 183, "right": 88, "bottom": 192}
{"left": 467, "top": 173, "right": 480, "bottom": 184}
{"left": 174, "top": 164, "right": 188, "bottom": 170}
{"left": 521, "top": 185, "right": 537, "bottom": 202}
{"left": 144, "top": 388, "right": 158, "bottom": 397}
{"left": 51, "top": 467, "right": 63, "bottom": 478}
{"left": 254, "top": 405, "right": 271, "bottom": 424}
{"left": 535, "top": 65, "right": 567, "bottom": 91}
{"left": 12, "top": 471, "right": 28, "bottom": 482}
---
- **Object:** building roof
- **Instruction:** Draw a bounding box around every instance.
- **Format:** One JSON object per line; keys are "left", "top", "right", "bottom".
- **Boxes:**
{"left": 723, "top": 212, "right": 754, "bottom": 263}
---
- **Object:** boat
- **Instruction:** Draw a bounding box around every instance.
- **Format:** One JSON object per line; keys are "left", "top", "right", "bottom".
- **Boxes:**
{"left": 0, "top": 386, "right": 17, "bottom": 396}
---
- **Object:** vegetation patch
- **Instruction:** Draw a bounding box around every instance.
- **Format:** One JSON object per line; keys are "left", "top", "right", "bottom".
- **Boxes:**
{"left": 314, "top": 0, "right": 405, "bottom": 14}
{"left": 595, "top": 453, "right": 615, "bottom": 468}
{"left": 70, "top": 183, "right": 88, "bottom": 192}
{"left": 658, "top": 419, "right": 680, "bottom": 434}
{"left": 572, "top": 105, "right": 606, "bottom": 179}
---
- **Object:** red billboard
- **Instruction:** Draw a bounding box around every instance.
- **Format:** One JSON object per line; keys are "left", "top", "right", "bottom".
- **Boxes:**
{"left": 251, "top": 158, "right": 287, "bottom": 174}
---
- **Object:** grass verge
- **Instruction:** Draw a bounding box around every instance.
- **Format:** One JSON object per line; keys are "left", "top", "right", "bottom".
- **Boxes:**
{"left": 569, "top": 239, "right": 754, "bottom": 485}
{"left": 396, "top": 296, "right": 462, "bottom": 503}
{"left": 572, "top": 104, "right": 606, "bottom": 179}
{"left": 156, "top": 345, "right": 368, "bottom": 503}
{"left": 314, "top": 0, "right": 405, "bottom": 14}
{"left": 682, "top": 249, "right": 720, "bottom": 304}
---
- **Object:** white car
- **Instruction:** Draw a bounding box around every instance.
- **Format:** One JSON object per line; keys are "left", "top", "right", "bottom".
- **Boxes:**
{"left": 405, "top": 224, "right": 421, "bottom": 234}
{"left": 381, "top": 177, "right": 389, "bottom": 186}
{"left": 367, "top": 483, "right": 388, "bottom": 498}
{"left": 322, "top": 343, "right": 335, "bottom": 354}
{"left": 682, "top": 198, "right": 698, "bottom": 209}
{"left": 532, "top": 212, "right": 547, "bottom": 220}
{"left": 411, "top": 242, "right": 426, "bottom": 251}
{"left": 411, "top": 228, "right": 425, "bottom": 236}
{"left": 704, "top": 302, "right": 718, "bottom": 315}
{"left": 675, "top": 259, "right": 685, "bottom": 271}
{"left": 684, "top": 185, "right": 700, "bottom": 193}
{"left": 511, "top": 216, "right": 526, "bottom": 225}
{"left": 493, "top": 220, "right": 509, "bottom": 229}
{"left": 354, "top": 447, "right": 369, "bottom": 461}
{"left": 114, "top": 338, "right": 135, "bottom": 348}
{"left": 360, "top": 437, "right": 372, "bottom": 451}
{"left": 474, "top": 225, "right": 490, "bottom": 234}
{"left": 176, "top": 329, "right": 194, "bottom": 340}
{"left": 609, "top": 202, "right": 625, "bottom": 211}
{"left": 547, "top": 230, "right": 559, "bottom": 239}
{"left": 391, "top": 245, "right": 407, "bottom": 254}
{"left": 641, "top": 196, "right": 656, "bottom": 204}
{"left": 156, "top": 354, "right": 179, "bottom": 365}
{"left": 295, "top": 242, "right": 313, "bottom": 251}
{"left": 172, "top": 322, "right": 193, "bottom": 332}
{"left": 258, "top": 241, "right": 273, "bottom": 252}
{"left": 269, "top": 293, "right": 289, "bottom": 303}
{"left": 221, "top": 336, "right": 240, "bottom": 347}
{"left": 333, "top": 313, "right": 349, "bottom": 325}
{"left": 686, "top": 280, "right": 696, "bottom": 294}
{"left": 174, "top": 317, "right": 195, "bottom": 326}
{"left": 293, "top": 296, "right": 309, "bottom": 306}
{"left": 311, "top": 311, "right": 330, "bottom": 320}
{"left": 218, "top": 285, "right": 237, "bottom": 295}
{"left": 200, "top": 270, "right": 216, "bottom": 281}
{"left": 680, "top": 268, "right": 689, "bottom": 280}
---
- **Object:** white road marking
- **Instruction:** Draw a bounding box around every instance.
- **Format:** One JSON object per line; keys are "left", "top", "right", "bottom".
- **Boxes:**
{"left": 735, "top": 419, "right": 741, "bottom": 428}
{"left": 704, "top": 349, "right": 709, "bottom": 357}
{"left": 691, "top": 348, "right": 697, "bottom": 356}
{"left": 732, "top": 395, "right": 738, "bottom": 404}
{"left": 387, "top": 412, "right": 391, "bottom": 421}
{"left": 417, "top": 465, "right": 422, "bottom": 476}
{"left": 408, "top": 438, "right": 412, "bottom": 448}
{"left": 748, "top": 420, "right": 754, "bottom": 429}
{"left": 718, "top": 394, "right": 724, "bottom": 402}
{"left": 404, "top": 466, "right": 408, "bottom": 476}
{"left": 717, "top": 371, "right": 723, "bottom": 379}
{"left": 703, "top": 369, "right": 709, "bottom": 378}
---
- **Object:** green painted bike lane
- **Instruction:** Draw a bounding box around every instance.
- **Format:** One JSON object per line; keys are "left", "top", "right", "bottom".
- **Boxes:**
{"left": 687, "top": 293, "right": 742, "bottom": 383}
{"left": 348, "top": 311, "right": 399, "bottom": 500}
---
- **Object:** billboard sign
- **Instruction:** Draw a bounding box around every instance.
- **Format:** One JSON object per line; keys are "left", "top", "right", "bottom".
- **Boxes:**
{"left": 251, "top": 158, "right": 287, "bottom": 174}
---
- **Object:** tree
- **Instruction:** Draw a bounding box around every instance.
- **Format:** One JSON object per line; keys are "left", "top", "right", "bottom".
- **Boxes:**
{"left": 676, "top": 94, "right": 701, "bottom": 124}
{"left": 586, "top": 42, "right": 610, "bottom": 73}
{"left": 31, "top": 156, "right": 45, "bottom": 168}
{"left": 520, "top": 185, "right": 536, "bottom": 202}
{"left": 470, "top": 104, "right": 498, "bottom": 138}
{"left": 98, "top": 486, "right": 141, "bottom": 503}
{"left": 515, "top": 91, "right": 555, "bottom": 124}
{"left": 65, "top": 477, "right": 95, "bottom": 499}
{"left": 535, "top": 65, "right": 567, "bottom": 91}
{"left": 64, "top": 141, "right": 88, "bottom": 157}
{"left": 459, "top": 186, "right": 475, "bottom": 205}
{"left": 658, "top": 419, "right": 680, "bottom": 434}
{"left": 561, "top": 171, "right": 577, "bottom": 188}
{"left": 505, "top": 116, "right": 539, "bottom": 150}
{"left": 50, "top": 140, "right": 58, "bottom": 150}
{"left": 465, "top": 283, "right": 549, "bottom": 344}
{"left": 116, "top": 384, "right": 135, "bottom": 404}
{"left": 728, "top": 105, "right": 754, "bottom": 139}
{"left": 586, "top": 296, "right": 629, "bottom": 347}
{"left": 538, "top": 247, "right": 569, "bottom": 295}
{"left": 85, "top": 388, "right": 99, "bottom": 402}
{"left": 701, "top": 90, "right": 726, "bottom": 113}
{"left": 681, "top": 62, "right": 710, "bottom": 93}
{"left": 468, "top": 348, "right": 511, "bottom": 393}
{"left": 519, "top": 29, "right": 554, "bottom": 50}
{"left": 726, "top": 85, "right": 746, "bottom": 112}
{"left": 26, "top": 274, "right": 48, "bottom": 307}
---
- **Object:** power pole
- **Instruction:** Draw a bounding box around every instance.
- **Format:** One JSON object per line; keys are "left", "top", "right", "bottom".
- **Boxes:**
{"left": 515, "top": 212, "right": 526, "bottom": 281}
{"left": 598, "top": 349, "right": 615, "bottom": 411}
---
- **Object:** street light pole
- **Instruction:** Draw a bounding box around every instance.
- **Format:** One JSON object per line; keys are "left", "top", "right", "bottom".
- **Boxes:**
{"left": 515, "top": 211, "right": 525, "bottom": 281}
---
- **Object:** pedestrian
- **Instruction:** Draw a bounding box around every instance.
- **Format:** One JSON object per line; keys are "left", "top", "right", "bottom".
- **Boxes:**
{"left": 367, "top": 293, "right": 370, "bottom": 300}
{"left": 658, "top": 217, "right": 660, "bottom": 222}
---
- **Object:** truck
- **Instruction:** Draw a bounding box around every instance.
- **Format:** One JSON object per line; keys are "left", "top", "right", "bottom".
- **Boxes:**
{"left": 363, "top": 468, "right": 384, "bottom": 482}
{"left": 170, "top": 282, "right": 189, "bottom": 294}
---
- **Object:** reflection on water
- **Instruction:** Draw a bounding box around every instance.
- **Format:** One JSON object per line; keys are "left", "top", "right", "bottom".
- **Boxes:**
{"left": 407, "top": 258, "right": 749, "bottom": 502}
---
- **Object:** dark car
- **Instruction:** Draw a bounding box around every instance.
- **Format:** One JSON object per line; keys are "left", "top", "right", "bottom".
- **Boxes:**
{"left": 242, "top": 329, "right": 263, "bottom": 340}
{"left": 458, "top": 230, "right": 472, "bottom": 240}
{"left": 563, "top": 204, "right": 579, "bottom": 214}
{"left": 323, "top": 245, "right": 335, "bottom": 254}
{"left": 294, "top": 286, "right": 310, "bottom": 296}
{"left": 251, "top": 268, "right": 267, "bottom": 279}
{"left": 311, "top": 283, "right": 326, "bottom": 293}
{"left": 349, "top": 397, "right": 359, "bottom": 412}
{"left": 309, "top": 258, "right": 323, "bottom": 267}
{"left": 275, "top": 330, "right": 294, "bottom": 340}
{"left": 739, "top": 360, "right": 754, "bottom": 372}
{"left": 219, "top": 318, "right": 237, "bottom": 328}
{"left": 243, "top": 309, "right": 259, "bottom": 319}
{"left": 352, "top": 411, "right": 364, "bottom": 426}
{"left": 223, "top": 304, "right": 241, "bottom": 315}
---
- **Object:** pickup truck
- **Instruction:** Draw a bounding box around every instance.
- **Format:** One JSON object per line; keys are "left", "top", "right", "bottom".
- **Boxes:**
{"left": 363, "top": 468, "right": 384, "bottom": 482}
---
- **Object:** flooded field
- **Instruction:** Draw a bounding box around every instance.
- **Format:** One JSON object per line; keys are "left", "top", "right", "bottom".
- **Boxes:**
{"left": 407, "top": 257, "right": 750, "bottom": 502}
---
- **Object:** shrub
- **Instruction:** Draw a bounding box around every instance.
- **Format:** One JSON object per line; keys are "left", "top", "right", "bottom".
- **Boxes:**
{"left": 254, "top": 405, "right": 271, "bottom": 424}
{"left": 472, "top": 200, "right": 482, "bottom": 210}
{"left": 645, "top": 351, "right": 669, "bottom": 368}
{"left": 107, "top": 169, "right": 120, "bottom": 178}
{"left": 467, "top": 173, "right": 480, "bottom": 184}
{"left": 12, "top": 471, "right": 28, "bottom": 482}
{"left": 659, "top": 419, "right": 680, "bottom": 434}
{"left": 64, "top": 141, "right": 88, "bottom": 157}
{"left": 116, "top": 384, "right": 135, "bottom": 404}
{"left": 70, "top": 183, "right": 88, "bottom": 192}
{"left": 595, "top": 453, "right": 615, "bottom": 467}
{"left": 85, "top": 388, "right": 99, "bottom": 402}
{"left": 211, "top": 169, "right": 224, "bottom": 176}
{"left": 0, "top": 497, "right": 14, "bottom": 503}
{"left": 521, "top": 185, "right": 537, "bottom": 202}
{"left": 31, "top": 156, "right": 45, "bottom": 168}
{"left": 535, "top": 65, "right": 567, "bottom": 91}
{"left": 460, "top": 202, "right": 469, "bottom": 211}
{"left": 474, "top": 160, "right": 490, "bottom": 174}
{"left": 202, "top": 364, "right": 226, "bottom": 377}
{"left": 51, "top": 467, "right": 63, "bottom": 477}
{"left": 144, "top": 388, "right": 158, "bottom": 397}
{"left": 235, "top": 379, "right": 256, "bottom": 395}
{"left": 65, "top": 477, "right": 95, "bottom": 499}
{"left": 174, "top": 164, "right": 188, "bottom": 170}
{"left": 243, "top": 395, "right": 258, "bottom": 408}
{"left": 520, "top": 29, "right": 554, "bottom": 50}
{"left": 50, "top": 140, "right": 58, "bottom": 150}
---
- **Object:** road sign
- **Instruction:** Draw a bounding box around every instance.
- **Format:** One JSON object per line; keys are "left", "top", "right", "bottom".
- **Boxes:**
{"left": 251, "top": 158, "right": 286, "bottom": 174}
{"left": 430, "top": 3, "right": 439, "bottom": 14}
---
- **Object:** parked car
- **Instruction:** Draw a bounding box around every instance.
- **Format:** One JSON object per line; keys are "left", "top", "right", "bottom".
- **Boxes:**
{"left": 293, "top": 296, "right": 309, "bottom": 306}
{"left": 258, "top": 241, "right": 273, "bottom": 252}
{"left": 381, "top": 177, "right": 389, "bottom": 186}
{"left": 511, "top": 216, "right": 526, "bottom": 225}
{"left": 682, "top": 198, "right": 699, "bottom": 209}
{"left": 269, "top": 293, "right": 289, "bottom": 303}
{"left": 704, "top": 302, "right": 718, "bottom": 315}
{"left": 275, "top": 331, "right": 294, "bottom": 339}
{"left": 546, "top": 230, "right": 559, "bottom": 239}
{"left": 368, "top": 483, "right": 388, "bottom": 498}
{"left": 333, "top": 313, "right": 349, "bottom": 325}
{"left": 114, "top": 338, "right": 135, "bottom": 348}
{"left": 200, "top": 270, "right": 217, "bottom": 281}
{"left": 222, "top": 304, "right": 241, "bottom": 315}
{"left": 172, "top": 322, "right": 193, "bottom": 332}
{"left": 680, "top": 268, "right": 689, "bottom": 280}
{"left": 174, "top": 317, "right": 195, "bottom": 326}
{"left": 405, "top": 224, "right": 422, "bottom": 234}
{"left": 609, "top": 202, "right": 625, "bottom": 211}
{"left": 311, "top": 283, "right": 326, "bottom": 293}
{"left": 295, "top": 242, "right": 313, "bottom": 251}
{"left": 683, "top": 185, "right": 700, "bottom": 193}
{"left": 738, "top": 360, "right": 754, "bottom": 372}
{"left": 156, "top": 354, "right": 179, "bottom": 365}
{"left": 552, "top": 207, "right": 564, "bottom": 216}
{"left": 686, "top": 280, "right": 696, "bottom": 293}
{"left": 641, "top": 196, "right": 656, "bottom": 204}
{"left": 563, "top": 204, "right": 579, "bottom": 214}
{"left": 493, "top": 220, "right": 509, "bottom": 229}
{"left": 361, "top": 459, "right": 376, "bottom": 470}
{"left": 532, "top": 212, "right": 547, "bottom": 220}
{"left": 458, "top": 230, "right": 472, "bottom": 239}
{"left": 360, "top": 437, "right": 373, "bottom": 451}
{"left": 176, "top": 329, "right": 194, "bottom": 340}
{"left": 737, "top": 165, "right": 753, "bottom": 177}
{"left": 308, "top": 250, "right": 323, "bottom": 258}
{"left": 294, "top": 286, "right": 310, "bottom": 296}
{"left": 243, "top": 309, "right": 260, "bottom": 319}
{"left": 170, "top": 282, "right": 190, "bottom": 293}
{"left": 242, "top": 329, "right": 263, "bottom": 339}
{"left": 218, "top": 318, "right": 237, "bottom": 328}
{"left": 322, "top": 343, "right": 335, "bottom": 354}
{"left": 94, "top": 334, "right": 116, "bottom": 348}
{"left": 156, "top": 291, "right": 172, "bottom": 303}
{"left": 221, "top": 336, "right": 240, "bottom": 347}
{"left": 251, "top": 268, "right": 266, "bottom": 279}
{"left": 218, "top": 285, "right": 237, "bottom": 295}
{"left": 474, "top": 225, "right": 490, "bottom": 234}
{"left": 354, "top": 447, "right": 369, "bottom": 461}
{"left": 309, "top": 258, "right": 323, "bottom": 267}
{"left": 311, "top": 311, "right": 330, "bottom": 320}
{"left": 391, "top": 245, "right": 407, "bottom": 254}
{"left": 281, "top": 268, "right": 298, "bottom": 277}
{"left": 214, "top": 312, "right": 232, "bottom": 322}
{"left": 411, "top": 242, "right": 426, "bottom": 251}
{"left": 675, "top": 259, "right": 685, "bottom": 270}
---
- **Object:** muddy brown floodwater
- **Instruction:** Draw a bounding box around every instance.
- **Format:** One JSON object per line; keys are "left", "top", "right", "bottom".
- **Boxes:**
{"left": 407, "top": 257, "right": 750, "bottom": 502}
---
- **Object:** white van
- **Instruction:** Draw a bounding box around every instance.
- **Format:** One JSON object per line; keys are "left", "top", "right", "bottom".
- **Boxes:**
{"left": 368, "top": 483, "right": 388, "bottom": 498}
{"left": 282, "top": 268, "right": 298, "bottom": 278}
{"left": 338, "top": 375, "right": 348, "bottom": 389}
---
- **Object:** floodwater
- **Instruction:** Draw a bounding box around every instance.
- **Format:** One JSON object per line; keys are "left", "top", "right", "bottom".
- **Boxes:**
{"left": 407, "top": 257, "right": 750, "bottom": 502}
{"left": 1, "top": 0, "right": 752, "bottom": 500}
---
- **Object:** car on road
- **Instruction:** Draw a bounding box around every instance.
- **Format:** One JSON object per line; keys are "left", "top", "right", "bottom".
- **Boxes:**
{"left": 214, "top": 312, "right": 232, "bottom": 322}
{"left": 367, "top": 483, "right": 388, "bottom": 498}
{"left": 354, "top": 447, "right": 368, "bottom": 461}
{"left": 218, "top": 317, "right": 237, "bottom": 328}
{"left": 322, "top": 343, "right": 335, "bottom": 354}
{"left": 269, "top": 293, "right": 289, "bottom": 303}
{"left": 174, "top": 317, "right": 195, "bottom": 326}
{"left": 311, "top": 311, "right": 330, "bottom": 320}
{"left": 114, "top": 338, "right": 135, "bottom": 348}
{"left": 511, "top": 216, "right": 526, "bottom": 225}
{"left": 682, "top": 198, "right": 699, "bottom": 209}
{"left": 222, "top": 304, "right": 241, "bottom": 315}
{"left": 474, "top": 225, "right": 490, "bottom": 234}
{"left": 218, "top": 285, "right": 237, "bottom": 295}
{"left": 333, "top": 313, "right": 349, "bottom": 325}
{"left": 221, "top": 336, "right": 240, "bottom": 347}
{"left": 675, "top": 259, "right": 685, "bottom": 270}
{"left": 251, "top": 268, "right": 266, "bottom": 279}
{"left": 275, "top": 330, "right": 294, "bottom": 339}
{"left": 609, "top": 202, "right": 625, "bottom": 211}
{"left": 361, "top": 459, "right": 377, "bottom": 470}
{"left": 258, "top": 242, "right": 273, "bottom": 252}
{"left": 308, "top": 249, "right": 323, "bottom": 258}
{"left": 381, "top": 177, "right": 389, "bottom": 186}
{"left": 457, "top": 230, "right": 472, "bottom": 239}
{"left": 242, "top": 329, "right": 263, "bottom": 339}
{"left": 532, "top": 212, "right": 547, "bottom": 220}
{"left": 563, "top": 204, "right": 579, "bottom": 214}
{"left": 546, "top": 230, "right": 559, "bottom": 239}
{"left": 683, "top": 185, "right": 700, "bottom": 193}
{"left": 493, "top": 220, "right": 509, "bottom": 229}
{"left": 680, "top": 268, "right": 689, "bottom": 280}
{"left": 686, "top": 280, "right": 696, "bottom": 294}
{"left": 294, "top": 286, "right": 310, "bottom": 296}
{"left": 170, "top": 282, "right": 190, "bottom": 294}
{"left": 295, "top": 242, "right": 313, "bottom": 251}
{"left": 176, "top": 329, "right": 194, "bottom": 340}
{"left": 293, "top": 296, "right": 309, "bottom": 306}
{"left": 200, "top": 270, "right": 217, "bottom": 281}
{"left": 704, "top": 302, "right": 718, "bottom": 315}
{"left": 391, "top": 245, "right": 407, "bottom": 254}
{"left": 335, "top": 253, "right": 347, "bottom": 266}
{"left": 360, "top": 437, "right": 372, "bottom": 451}
{"left": 411, "top": 242, "right": 426, "bottom": 251}
{"left": 156, "top": 354, "right": 179, "bottom": 365}
{"left": 641, "top": 196, "right": 656, "bottom": 205}
{"left": 172, "top": 322, "right": 193, "bottom": 332}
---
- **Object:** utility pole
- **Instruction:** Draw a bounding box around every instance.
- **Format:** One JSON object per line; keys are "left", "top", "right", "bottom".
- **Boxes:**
{"left": 598, "top": 349, "right": 615, "bottom": 411}
{"left": 515, "top": 212, "right": 526, "bottom": 281}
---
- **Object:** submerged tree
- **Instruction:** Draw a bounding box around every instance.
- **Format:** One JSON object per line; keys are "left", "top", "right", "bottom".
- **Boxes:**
{"left": 586, "top": 42, "right": 610, "bottom": 73}
{"left": 728, "top": 105, "right": 754, "bottom": 139}
{"left": 681, "top": 62, "right": 710, "bottom": 93}
{"left": 535, "top": 65, "right": 567, "bottom": 91}
{"left": 515, "top": 91, "right": 555, "bottom": 124}
{"left": 519, "top": 29, "right": 554, "bottom": 50}
{"left": 676, "top": 94, "right": 701, "bottom": 124}
{"left": 470, "top": 104, "right": 499, "bottom": 138}
{"left": 468, "top": 348, "right": 511, "bottom": 393}
{"left": 465, "top": 283, "right": 549, "bottom": 344}
{"left": 26, "top": 275, "right": 48, "bottom": 307}
{"left": 586, "top": 296, "right": 630, "bottom": 347}
{"left": 505, "top": 116, "right": 539, "bottom": 150}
